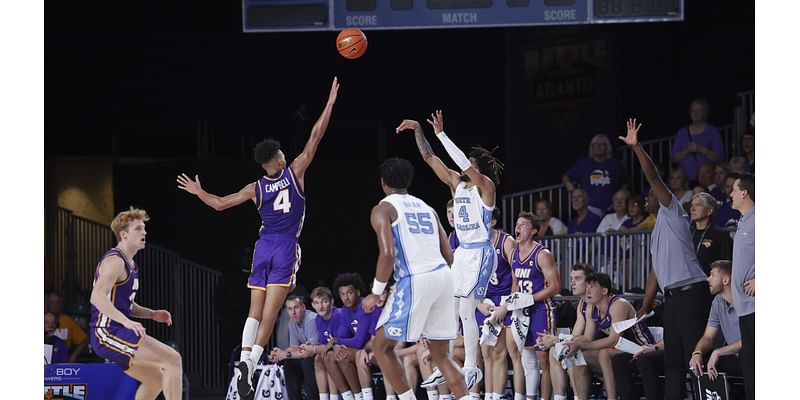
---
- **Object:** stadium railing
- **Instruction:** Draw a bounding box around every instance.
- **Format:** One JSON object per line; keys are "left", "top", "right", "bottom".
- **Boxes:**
{"left": 47, "top": 207, "right": 224, "bottom": 390}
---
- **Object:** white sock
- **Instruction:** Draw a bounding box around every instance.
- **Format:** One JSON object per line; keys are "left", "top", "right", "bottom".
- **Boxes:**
{"left": 553, "top": 395, "right": 567, "bottom": 400}
{"left": 250, "top": 344, "right": 264, "bottom": 365}
{"left": 354, "top": 392, "right": 364, "bottom": 400}
{"left": 361, "top": 388, "right": 373, "bottom": 400}
{"left": 459, "top": 298, "right": 480, "bottom": 368}
{"left": 458, "top": 396, "right": 472, "bottom": 400}
{"left": 387, "top": 396, "right": 398, "bottom": 400}
{"left": 427, "top": 390, "right": 439, "bottom": 400}
{"left": 240, "top": 317, "right": 259, "bottom": 361}
{"left": 483, "top": 394, "right": 492, "bottom": 400}
{"left": 399, "top": 389, "right": 418, "bottom": 400}
{"left": 491, "top": 393, "right": 502, "bottom": 400}
{"left": 320, "top": 394, "right": 330, "bottom": 400}
{"left": 341, "top": 391, "right": 355, "bottom": 400}
{"left": 514, "top": 394, "right": 526, "bottom": 400}
{"left": 331, "top": 395, "right": 340, "bottom": 400}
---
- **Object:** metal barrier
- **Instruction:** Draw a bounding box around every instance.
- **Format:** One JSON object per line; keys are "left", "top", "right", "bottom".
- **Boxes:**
{"left": 501, "top": 184, "right": 571, "bottom": 233}
{"left": 536, "top": 230, "right": 653, "bottom": 293}
{"left": 47, "top": 207, "right": 224, "bottom": 390}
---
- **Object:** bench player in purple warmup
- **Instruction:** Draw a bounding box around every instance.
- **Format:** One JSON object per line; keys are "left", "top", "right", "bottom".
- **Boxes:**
{"left": 89, "top": 207, "right": 183, "bottom": 399}
{"left": 177, "top": 77, "right": 339, "bottom": 399}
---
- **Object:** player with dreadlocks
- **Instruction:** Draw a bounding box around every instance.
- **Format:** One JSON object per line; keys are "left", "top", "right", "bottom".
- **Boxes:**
{"left": 396, "top": 110, "right": 503, "bottom": 394}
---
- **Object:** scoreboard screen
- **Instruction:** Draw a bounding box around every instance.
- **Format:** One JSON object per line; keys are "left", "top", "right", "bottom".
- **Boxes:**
{"left": 242, "top": 0, "right": 683, "bottom": 32}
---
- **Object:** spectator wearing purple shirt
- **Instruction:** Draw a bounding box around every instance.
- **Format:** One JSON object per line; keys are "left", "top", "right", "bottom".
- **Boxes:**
{"left": 563, "top": 134, "right": 628, "bottom": 215}
{"left": 567, "top": 188, "right": 602, "bottom": 233}
{"left": 671, "top": 99, "right": 724, "bottom": 181}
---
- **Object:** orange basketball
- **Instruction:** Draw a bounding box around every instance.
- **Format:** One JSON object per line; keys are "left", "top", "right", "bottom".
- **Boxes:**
{"left": 336, "top": 28, "right": 368, "bottom": 60}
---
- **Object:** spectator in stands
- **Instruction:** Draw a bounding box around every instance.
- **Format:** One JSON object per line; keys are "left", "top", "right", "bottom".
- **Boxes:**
{"left": 621, "top": 118, "right": 712, "bottom": 400}
{"left": 730, "top": 173, "right": 755, "bottom": 400}
{"left": 688, "top": 261, "right": 743, "bottom": 385}
{"left": 690, "top": 193, "right": 732, "bottom": 275}
{"left": 671, "top": 99, "right": 724, "bottom": 181}
{"left": 567, "top": 188, "right": 602, "bottom": 233}
{"left": 668, "top": 169, "right": 693, "bottom": 210}
{"left": 534, "top": 198, "right": 568, "bottom": 237}
{"left": 537, "top": 263, "right": 596, "bottom": 400}
{"left": 565, "top": 273, "right": 655, "bottom": 400}
{"left": 268, "top": 294, "right": 321, "bottom": 400}
{"left": 562, "top": 134, "right": 628, "bottom": 216}
{"left": 728, "top": 156, "right": 749, "bottom": 174}
{"left": 596, "top": 189, "right": 630, "bottom": 233}
{"left": 45, "top": 311, "right": 69, "bottom": 364}
{"left": 713, "top": 175, "right": 741, "bottom": 229}
{"left": 45, "top": 291, "right": 88, "bottom": 363}
{"left": 618, "top": 194, "right": 655, "bottom": 233}
{"left": 742, "top": 129, "right": 754, "bottom": 173}
{"left": 714, "top": 163, "right": 730, "bottom": 196}
{"left": 302, "top": 286, "right": 341, "bottom": 400}
{"left": 697, "top": 163, "right": 724, "bottom": 201}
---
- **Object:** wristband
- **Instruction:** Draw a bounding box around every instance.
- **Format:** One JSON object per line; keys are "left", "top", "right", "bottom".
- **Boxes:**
{"left": 691, "top": 350, "right": 702, "bottom": 356}
{"left": 372, "top": 279, "right": 387, "bottom": 295}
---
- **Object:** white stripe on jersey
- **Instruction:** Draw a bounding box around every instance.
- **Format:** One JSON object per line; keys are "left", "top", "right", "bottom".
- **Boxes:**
{"left": 452, "top": 182, "right": 493, "bottom": 244}
{"left": 380, "top": 194, "right": 447, "bottom": 278}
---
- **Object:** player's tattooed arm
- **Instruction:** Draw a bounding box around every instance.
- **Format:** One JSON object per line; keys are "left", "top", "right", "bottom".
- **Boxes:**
{"left": 395, "top": 119, "right": 460, "bottom": 191}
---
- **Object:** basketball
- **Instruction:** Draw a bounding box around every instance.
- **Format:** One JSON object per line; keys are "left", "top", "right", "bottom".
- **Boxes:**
{"left": 336, "top": 28, "right": 368, "bottom": 60}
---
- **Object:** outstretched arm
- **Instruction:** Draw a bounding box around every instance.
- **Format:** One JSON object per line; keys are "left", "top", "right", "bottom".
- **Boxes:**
{"left": 427, "top": 110, "right": 496, "bottom": 206}
{"left": 177, "top": 174, "right": 256, "bottom": 211}
{"left": 291, "top": 77, "right": 340, "bottom": 180}
{"left": 395, "top": 119, "right": 460, "bottom": 192}
{"left": 618, "top": 118, "right": 672, "bottom": 207}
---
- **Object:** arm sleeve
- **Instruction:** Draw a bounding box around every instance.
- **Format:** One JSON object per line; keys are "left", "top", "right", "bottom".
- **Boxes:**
{"left": 436, "top": 131, "right": 471, "bottom": 171}
{"left": 336, "top": 308, "right": 372, "bottom": 349}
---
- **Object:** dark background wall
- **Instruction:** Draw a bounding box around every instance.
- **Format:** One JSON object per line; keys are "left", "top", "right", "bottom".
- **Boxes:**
{"left": 45, "top": 0, "right": 754, "bottom": 288}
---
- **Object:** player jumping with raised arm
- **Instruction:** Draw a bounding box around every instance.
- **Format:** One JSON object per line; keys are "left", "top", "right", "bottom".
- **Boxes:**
{"left": 396, "top": 110, "right": 502, "bottom": 391}
{"left": 177, "top": 77, "right": 339, "bottom": 399}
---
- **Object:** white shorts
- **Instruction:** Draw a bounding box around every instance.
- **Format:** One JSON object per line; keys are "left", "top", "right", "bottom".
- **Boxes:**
{"left": 452, "top": 244, "right": 497, "bottom": 299}
{"left": 376, "top": 267, "right": 457, "bottom": 342}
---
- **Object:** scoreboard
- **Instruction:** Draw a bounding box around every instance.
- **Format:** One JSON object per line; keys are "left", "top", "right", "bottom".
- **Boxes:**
{"left": 243, "top": 0, "right": 683, "bottom": 32}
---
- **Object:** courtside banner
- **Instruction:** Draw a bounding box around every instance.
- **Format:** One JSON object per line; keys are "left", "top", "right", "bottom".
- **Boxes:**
{"left": 45, "top": 363, "right": 138, "bottom": 400}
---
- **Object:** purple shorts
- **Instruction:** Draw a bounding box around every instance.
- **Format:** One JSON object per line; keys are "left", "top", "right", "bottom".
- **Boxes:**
{"left": 526, "top": 300, "right": 557, "bottom": 350}
{"left": 90, "top": 324, "right": 143, "bottom": 370}
{"left": 248, "top": 235, "right": 300, "bottom": 290}
{"left": 475, "top": 294, "right": 512, "bottom": 331}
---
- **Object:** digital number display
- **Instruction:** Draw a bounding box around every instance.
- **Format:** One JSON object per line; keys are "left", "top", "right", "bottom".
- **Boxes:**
{"left": 593, "top": 0, "right": 680, "bottom": 18}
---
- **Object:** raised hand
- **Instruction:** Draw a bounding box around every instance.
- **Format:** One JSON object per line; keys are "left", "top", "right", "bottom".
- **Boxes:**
{"left": 618, "top": 118, "right": 642, "bottom": 146}
{"left": 152, "top": 310, "right": 173, "bottom": 326}
{"left": 395, "top": 119, "right": 422, "bottom": 134}
{"left": 426, "top": 110, "right": 445, "bottom": 134}
{"left": 326, "top": 77, "right": 340, "bottom": 106}
{"left": 177, "top": 173, "right": 202, "bottom": 195}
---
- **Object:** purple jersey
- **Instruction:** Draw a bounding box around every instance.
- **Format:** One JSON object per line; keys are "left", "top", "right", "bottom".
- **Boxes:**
{"left": 316, "top": 307, "right": 341, "bottom": 345}
{"left": 256, "top": 167, "right": 306, "bottom": 237}
{"left": 592, "top": 295, "right": 655, "bottom": 345}
{"left": 333, "top": 298, "right": 373, "bottom": 349}
{"left": 487, "top": 231, "right": 512, "bottom": 297}
{"left": 90, "top": 248, "right": 139, "bottom": 329}
{"left": 448, "top": 230, "right": 460, "bottom": 250}
{"left": 513, "top": 242, "right": 557, "bottom": 344}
